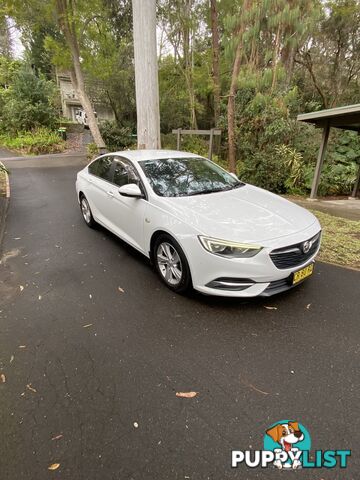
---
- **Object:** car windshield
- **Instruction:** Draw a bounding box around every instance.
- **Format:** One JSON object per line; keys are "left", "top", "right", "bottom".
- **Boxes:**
{"left": 138, "top": 157, "right": 243, "bottom": 197}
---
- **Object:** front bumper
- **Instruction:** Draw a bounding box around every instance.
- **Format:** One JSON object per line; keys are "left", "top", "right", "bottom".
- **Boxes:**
{"left": 181, "top": 222, "right": 321, "bottom": 298}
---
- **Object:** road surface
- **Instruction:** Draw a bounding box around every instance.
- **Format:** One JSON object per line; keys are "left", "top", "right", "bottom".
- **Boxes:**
{"left": 0, "top": 155, "right": 359, "bottom": 479}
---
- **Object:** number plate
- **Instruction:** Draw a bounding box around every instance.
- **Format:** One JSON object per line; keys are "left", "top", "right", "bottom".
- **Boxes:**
{"left": 292, "top": 263, "right": 314, "bottom": 285}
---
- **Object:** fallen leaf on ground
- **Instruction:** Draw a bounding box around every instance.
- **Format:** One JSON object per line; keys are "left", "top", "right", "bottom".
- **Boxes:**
{"left": 19, "top": 285, "right": 24, "bottom": 292}
{"left": 89, "top": 294, "right": 92, "bottom": 299}
{"left": 133, "top": 422, "right": 139, "bottom": 428}
{"left": 19, "top": 345, "right": 26, "bottom": 349}
{"left": 1, "top": 373, "right": 6, "bottom": 383}
{"left": 10, "top": 355, "right": 14, "bottom": 363}
{"left": 264, "top": 306, "right": 277, "bottom": 310}
{"left": 51, "top": 434, "right": 63, "bottom": 441}
{"left": 48, "top": 463, "right": 60, "bottom": 471}
{"left": 26, "top": 384, "right": 37, "bottom": 393}
{"left": 118, "top": 287, "right": 124, "bottom": 293}
{"left": 38, "top": 295, "right": 42, "bottom": 300}
{"left": 306, "top": 303, "right": 311, "bottom": 309}
{"left": 176, "top": 391, "right": 198, "bottom": 398}
{"left": 82, "top": 324, "right": 93, "bottom": 328}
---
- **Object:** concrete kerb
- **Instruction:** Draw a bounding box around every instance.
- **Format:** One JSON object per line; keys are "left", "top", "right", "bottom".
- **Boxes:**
{"left": 0, "top": 162, "right": 10, "bottom": 253}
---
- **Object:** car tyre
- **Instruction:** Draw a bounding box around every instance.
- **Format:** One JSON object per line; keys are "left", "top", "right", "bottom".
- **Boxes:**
{"left": 153, "top": 234, "right": 192, "bottom": 293}
{"left": 80, "top": 194, "right": 96, "bottom": 228}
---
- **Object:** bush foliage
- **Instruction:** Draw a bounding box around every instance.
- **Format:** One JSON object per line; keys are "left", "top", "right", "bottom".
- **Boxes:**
{"left": 0, "top": 128, "right": 65, "bottom": 155}
{"left": 222, "top": 88, "right": 360, "bottom": 196}
{"left": 0, "top": 69, "right": 59, "bottom": 134}
{"left": 0, "top": 63, "right": 62, "bottom": 155}
{"left": 99, "top": 121, "right": 136, "bottom": 152}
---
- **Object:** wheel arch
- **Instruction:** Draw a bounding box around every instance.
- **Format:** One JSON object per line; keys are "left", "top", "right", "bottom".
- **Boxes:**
{"left": 149, "top": 230, "right": 193, "bottom": 278}
{"left": 149, "top": 230, "right": 169, "bottom": 263}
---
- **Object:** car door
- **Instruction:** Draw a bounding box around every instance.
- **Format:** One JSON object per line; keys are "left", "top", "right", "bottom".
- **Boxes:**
{"left": 104, "top": 156, "right": 147, "bottom": 252}
{"left": 86, "top": 156, "right": 114, "bottom": 227}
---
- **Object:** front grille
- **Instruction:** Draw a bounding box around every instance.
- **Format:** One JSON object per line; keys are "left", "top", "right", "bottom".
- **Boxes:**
{"left": 270, "top": 232, "right": 321, "bottom": 270}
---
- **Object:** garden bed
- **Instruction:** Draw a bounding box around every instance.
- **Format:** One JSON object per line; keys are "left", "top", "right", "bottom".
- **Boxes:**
{"left": 0, "top": 128, "right": 65, "bottom": 155}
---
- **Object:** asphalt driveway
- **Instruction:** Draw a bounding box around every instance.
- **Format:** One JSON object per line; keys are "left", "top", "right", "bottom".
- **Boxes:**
{"left": 0, "top": 155, "right": 359, "bottom": 479}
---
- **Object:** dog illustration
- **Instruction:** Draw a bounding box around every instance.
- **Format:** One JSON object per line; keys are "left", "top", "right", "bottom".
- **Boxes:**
{"left": 266, "top": 421, "right": 304, "bottom": 469}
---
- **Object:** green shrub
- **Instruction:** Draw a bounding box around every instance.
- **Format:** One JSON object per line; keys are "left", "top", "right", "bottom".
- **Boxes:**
{"left": 0, "top": 69, "right": 59, "bottom": 134}
{"left": 219, "top": 87, "right": 360, "bottom": 197}
{"left": 87, "top": 142, "right": 99, "bottom": 160}
{"left": 0, "top": 128, "right": 65, "bottom": 154}
{"left": 100, "top": 121, "right": 136, "bottom": 151}
{"left": 161, "top": 132, "right": 211, "bottom": 157}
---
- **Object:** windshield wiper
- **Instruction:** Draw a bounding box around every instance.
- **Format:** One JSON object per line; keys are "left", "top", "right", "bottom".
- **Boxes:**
{"left": 225, "top": 182, "right": 244, "bottom": 190}
{"left": 186, "top": 188, "right": 226, "bottom": 196}
{"left": 186, "top": 183, "right": 244, "bottom": 196}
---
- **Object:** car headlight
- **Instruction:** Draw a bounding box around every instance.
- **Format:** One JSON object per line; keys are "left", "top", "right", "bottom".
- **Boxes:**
{"left": 198, "top": 236, "right": 262, "bottom": 258}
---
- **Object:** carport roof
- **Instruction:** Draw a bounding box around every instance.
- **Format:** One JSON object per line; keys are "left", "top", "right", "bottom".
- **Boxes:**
{"left": 297, "top": 103, "right": 360, "bottom": 132}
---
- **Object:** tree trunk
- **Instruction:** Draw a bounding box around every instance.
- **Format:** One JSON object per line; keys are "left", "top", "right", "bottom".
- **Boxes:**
{"left": 56, "top": 0, "right": 106, "bottom": 150}
{"left": 106, "top": 90, "right": 121, "bottom": 126}
{"left": 183, "top": 0, "right": 197, "bottom": 129}
{"left": 227, "top": 38, "right": 243, "bottom": 173}
{"left": 210, "top": 0, "right": 220, "bottom": 126}
{"left": 227, "top": 0, "right": 250, "bottom": 173}
{"left": 271, "top": 24, "right": 282, "bottom": 91}
{"left": 132, "top": 0, "right": 161, "bottom": 149}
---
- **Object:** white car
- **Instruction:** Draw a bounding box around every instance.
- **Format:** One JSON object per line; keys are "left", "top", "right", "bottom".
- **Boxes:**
{"left": 76, "top": 150, "right": 321, "bottom": 297}
{"left": 75, "top": 109, "right": 98, "bottom": 127}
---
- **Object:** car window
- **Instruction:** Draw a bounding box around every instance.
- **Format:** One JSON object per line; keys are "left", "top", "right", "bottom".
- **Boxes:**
{"left": 112, "top": 157, "right": 140, "bottom": 187}
{"left": 88, "top": 157, "right": 113, "bottom": 182}
{"left": 138, "top": 157, "right": 242, "bottom": 197}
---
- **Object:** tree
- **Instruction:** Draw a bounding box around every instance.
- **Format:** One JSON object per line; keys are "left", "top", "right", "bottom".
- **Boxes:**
{"left": 81, "top": 0, "right": 135, "bottom": 130}
{"left": 158, "top": 0, "right": 207, "bottom": 129}
{"left": 210, "top": 0, "right": 220, "bottom": 126}
{"left": 4, "top": 0, "right": 106, "bottom": 149}
{"left": 132, "top": 0, "right": 161, "bottom": 149}
{"left": 226, "top": 0, "right": 250, "bottom": 173}
{"left": 0, "top": 16, "right": 12, "bottom": 57}
{"left": 295, "top": 0, "right": 360, "bottom": 108}
{"left": 55, "top": 0, "right": 105, "bottom": 149}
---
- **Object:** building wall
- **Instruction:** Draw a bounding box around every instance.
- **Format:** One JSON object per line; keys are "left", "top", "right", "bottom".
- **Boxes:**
{"left": 57, "top": 72, "right": 115, "bottom": 123}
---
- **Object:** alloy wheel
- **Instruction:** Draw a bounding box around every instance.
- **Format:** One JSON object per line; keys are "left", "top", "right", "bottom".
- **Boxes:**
{"left": 81, "top": 197, "right": 91, "bottom": 224}
{"left": 156, "top": 242, "right": 183, "bottom": 286}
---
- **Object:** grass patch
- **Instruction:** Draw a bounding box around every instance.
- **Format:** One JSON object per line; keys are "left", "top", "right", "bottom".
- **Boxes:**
{"left": 310, "top": 209, "right": 360, "bottom": 270}
{"left": 0, "top": 127, "right": 65, "bottom": 155}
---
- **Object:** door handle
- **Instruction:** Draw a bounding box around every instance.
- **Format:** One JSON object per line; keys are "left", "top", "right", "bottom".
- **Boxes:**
{"left": 107, "top": 191, "right": 114, "bottom": 197}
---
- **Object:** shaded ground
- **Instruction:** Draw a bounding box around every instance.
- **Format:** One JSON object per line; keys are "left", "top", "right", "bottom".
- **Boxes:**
{"left": 0, "top": 147, "right": 17, "bottom": 159}
{"left": 0, "top": 155, "right": 359, "bottom": 479}
{"left": 290, "top": 196, "right": 360, "bottom": 221}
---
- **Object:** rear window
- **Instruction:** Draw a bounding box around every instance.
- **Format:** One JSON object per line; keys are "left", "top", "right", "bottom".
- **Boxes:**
{"left": 88, "top": 157, "right": 113, "bottom": 182}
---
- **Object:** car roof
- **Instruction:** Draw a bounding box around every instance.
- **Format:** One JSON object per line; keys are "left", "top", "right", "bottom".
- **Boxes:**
{"left": 108, "top": 149, "right": 203, "bottom": 163}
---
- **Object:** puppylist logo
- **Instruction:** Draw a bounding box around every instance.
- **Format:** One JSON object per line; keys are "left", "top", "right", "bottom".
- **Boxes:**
{"left": 232, "top": 420, "right": 351, "bottom": 470}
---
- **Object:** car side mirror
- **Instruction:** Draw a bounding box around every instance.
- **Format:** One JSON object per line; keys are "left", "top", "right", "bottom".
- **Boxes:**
{"left": 118, "top": 183, "right": 144, "bottom": 198}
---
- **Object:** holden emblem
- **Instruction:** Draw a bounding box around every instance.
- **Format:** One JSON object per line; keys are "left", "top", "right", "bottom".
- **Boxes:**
{"left": 302, "top": 240, "right": 311, "bottom": 254}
